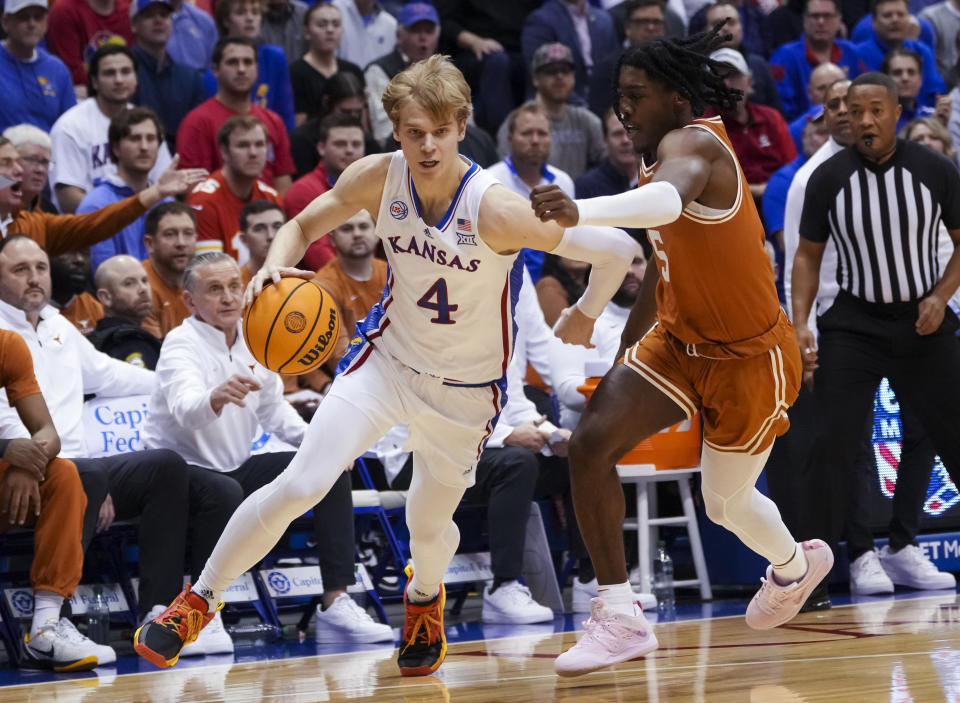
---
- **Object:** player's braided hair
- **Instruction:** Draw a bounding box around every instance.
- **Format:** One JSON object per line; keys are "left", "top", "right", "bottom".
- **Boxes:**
{"left": 614, "top": 20, "right": 743, "bottom": 118}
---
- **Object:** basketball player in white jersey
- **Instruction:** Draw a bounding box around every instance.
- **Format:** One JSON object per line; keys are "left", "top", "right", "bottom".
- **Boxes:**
{"left": 134, "top": 55, "right": 641, "bottom": 677}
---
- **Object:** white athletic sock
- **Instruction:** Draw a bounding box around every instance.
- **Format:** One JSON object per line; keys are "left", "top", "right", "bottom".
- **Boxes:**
{"left": 190, "top": 579, "right": 221, "bottom": 612}
{"left": 772, "top": 543, "right": 808, "bottom": 585}
{"left": 406, "top": 576, "right": 440, "bottom": 604}
{"left": 30, "top": 590, "right": 63, "bottom": 637}
{"left": 597, "top": 581, "right": 640, "bottom": 617}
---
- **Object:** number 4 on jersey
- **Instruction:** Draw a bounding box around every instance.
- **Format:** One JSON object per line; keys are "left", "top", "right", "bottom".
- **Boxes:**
{"left": 417, "top": 278, "right": 458, "bottom": 324}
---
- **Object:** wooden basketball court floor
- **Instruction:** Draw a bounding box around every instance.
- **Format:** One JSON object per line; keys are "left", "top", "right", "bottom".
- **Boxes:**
{"left": 2, "top": 591, "right": 959, "bottom": 702}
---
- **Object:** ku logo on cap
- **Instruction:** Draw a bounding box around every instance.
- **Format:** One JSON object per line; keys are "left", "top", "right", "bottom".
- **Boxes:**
{"left": 390, "top": 200, "right": 408, "bottom": 220}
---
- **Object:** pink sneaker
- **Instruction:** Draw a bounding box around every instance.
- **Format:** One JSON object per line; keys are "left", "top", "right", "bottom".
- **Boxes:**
{"left": 745, "top": 540, "right": 834, "bottom": 630}
{"left": 554, "top": 598, "right": 658, "bottom": 677}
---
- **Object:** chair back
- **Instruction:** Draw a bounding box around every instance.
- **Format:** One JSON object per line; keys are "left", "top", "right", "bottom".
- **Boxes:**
{"left": 578, "top": 377, "right": 701, "bottom": 470}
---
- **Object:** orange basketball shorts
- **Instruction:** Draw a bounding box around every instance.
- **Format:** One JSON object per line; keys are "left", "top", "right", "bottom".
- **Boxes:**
{"left": 621, "top": 317, "right": 802, "bottom": 455}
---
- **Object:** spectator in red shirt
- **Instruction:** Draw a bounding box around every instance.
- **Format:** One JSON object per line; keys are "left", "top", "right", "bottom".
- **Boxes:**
{"left": 186, "top": 114, "right": 283, "bottom": 262}
{"left": 47, "top": 0, "right": 134, "bottom": 94}
{"left": 283, "top": 113, "right": 364, "bottom": 271}
{"left": 176, "top": 36, "right": 294, "bottom": 194}
{"left": 707, "top": 48, "right": 797, "bottom": 200}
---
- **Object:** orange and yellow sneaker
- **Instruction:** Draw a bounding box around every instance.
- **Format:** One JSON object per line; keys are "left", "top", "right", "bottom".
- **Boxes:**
{"left": 397, "top": 565, "right": 447, "bottom": 677}
{"left": 134, "top": 584, "right": 222, "bottom": 668}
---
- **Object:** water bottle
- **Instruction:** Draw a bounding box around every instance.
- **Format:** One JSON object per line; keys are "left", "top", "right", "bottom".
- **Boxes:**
{"left": 652, "top": 541, "right": 675, "bottom": 610}
{"left": 85, "top": 586, "right": 110, "bottom": 644}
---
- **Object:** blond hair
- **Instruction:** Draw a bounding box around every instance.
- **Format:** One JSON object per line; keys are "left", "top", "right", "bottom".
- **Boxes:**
{"left": 381, "top": 54, "right": 472, "bottom": 128}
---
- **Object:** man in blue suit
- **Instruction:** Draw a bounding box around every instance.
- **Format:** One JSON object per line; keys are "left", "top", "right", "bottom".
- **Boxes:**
{"left": 521, "top": 0, "right": 619, "bottom": 116}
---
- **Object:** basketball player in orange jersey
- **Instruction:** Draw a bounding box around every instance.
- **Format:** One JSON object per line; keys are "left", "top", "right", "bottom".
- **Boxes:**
{"left": 134, "top": 54, "right": 641, "bottom": 676}
{"left": 532, "top": 25, "right": 835, "bottom": 677}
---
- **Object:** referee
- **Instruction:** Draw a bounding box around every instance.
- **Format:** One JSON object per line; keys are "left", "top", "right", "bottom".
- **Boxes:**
{"left": 793, "top": 72, "right": 960, "bottom": 567}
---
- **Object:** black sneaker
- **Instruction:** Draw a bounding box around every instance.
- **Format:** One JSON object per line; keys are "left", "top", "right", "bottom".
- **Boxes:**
{"left": 397, "top": 565, "right": 447, "bottom": 676}
{"left": 799, "top": 578, "right": 832, "bottom": 612}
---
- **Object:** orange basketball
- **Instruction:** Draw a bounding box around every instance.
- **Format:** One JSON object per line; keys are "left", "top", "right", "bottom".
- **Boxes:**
{"left": 242, "top": 278, "right": 341, "bottom": 375}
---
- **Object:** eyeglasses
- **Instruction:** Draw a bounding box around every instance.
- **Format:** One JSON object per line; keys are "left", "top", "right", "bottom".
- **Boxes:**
{"left": 628, "top": 17, "right": 664, "bottom": 26}
{"left": 19, "top": 155, "right": 50, "bottom": 168}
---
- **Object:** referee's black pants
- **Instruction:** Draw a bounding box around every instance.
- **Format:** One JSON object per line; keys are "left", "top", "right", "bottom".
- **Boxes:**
{"left": 847, "top": 404, "right": 937, "bottom": 561}
{"left": 801, "top": 291, "right": 960, "bottom": 558}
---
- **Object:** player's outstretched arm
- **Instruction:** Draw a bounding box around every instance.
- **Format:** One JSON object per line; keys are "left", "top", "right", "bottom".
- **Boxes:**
{"left": 479, "top": 184, "right": 640, "bottom": 347}
{"left": 531, "top": 129, "right": 720, "bottom": 230}
{"left": 246, "top": 154, "right": 391, "bottom": 302}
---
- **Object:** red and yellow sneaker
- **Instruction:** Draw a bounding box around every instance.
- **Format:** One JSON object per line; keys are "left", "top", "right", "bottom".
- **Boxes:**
{"left": 397, "top": 565, "right": 447, "bottom": 677}
{"left": 133, "top": 584, "right": 222, "bottom": 668}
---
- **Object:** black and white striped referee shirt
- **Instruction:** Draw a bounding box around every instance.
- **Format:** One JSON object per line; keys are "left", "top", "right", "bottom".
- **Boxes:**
{"left": 798, "top": 139, "right": 960, "bottom": 303}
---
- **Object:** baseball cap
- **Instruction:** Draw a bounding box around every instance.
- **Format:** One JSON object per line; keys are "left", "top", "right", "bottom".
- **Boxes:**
{"left": 709, "top": 48, "right": 751, "bottom": 77}
{"left": 396, "top": 2, "right": 439, "bottom": 28}
{"left": 531, "top": 43, "right": 575, "bottom": 73}
{"left": 130, "top": 0, "right": 172, "bottom": 20}
{"left": 3, "top": 0, "right": 47, "bottom": 15}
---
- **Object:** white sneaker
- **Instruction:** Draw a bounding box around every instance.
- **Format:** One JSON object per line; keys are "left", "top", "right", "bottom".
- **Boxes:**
{"left": 180, "top": 611, "right": 234, "bottom": 657}
{"left": 554, "top": 597, "right": 658, "bottom": 677}
{"left": 849, "top": 550, "right": 894, "bottom": 595}
{"left": 315, "top": 593, "right": 394, "bottom": 643}
{"left": 140, "top": 604, "right": 166, "bottom": 626}
{"left": 572, "top": 577, "right": 657, "bottom": 613}
{"left": 23, "top": 617, "right": 116, "bottom": 671}
{"left": 481, "top": 581, "right": 554, "bottom": 624}
{"left": 879, "top": 544, "right": 957, "bottom": 590}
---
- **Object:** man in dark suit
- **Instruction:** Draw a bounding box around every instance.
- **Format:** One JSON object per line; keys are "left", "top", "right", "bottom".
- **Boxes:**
{"left": 521, "top": 0, "right": 619, "bottom": 116}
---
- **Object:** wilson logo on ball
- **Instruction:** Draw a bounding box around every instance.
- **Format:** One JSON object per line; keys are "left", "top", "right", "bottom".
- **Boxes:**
{"left": 297, "top": 307, "right": 338, "bottom": 367}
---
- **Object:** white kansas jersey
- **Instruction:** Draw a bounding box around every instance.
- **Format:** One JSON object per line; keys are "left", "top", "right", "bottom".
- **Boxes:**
{"left": 340, "top": 151, "right": 524, "bottom": 385}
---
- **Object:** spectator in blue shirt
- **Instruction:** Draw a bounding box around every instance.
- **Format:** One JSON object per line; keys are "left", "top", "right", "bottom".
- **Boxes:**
{"left": 204, "top": 0, "right": 296, "bottom": 130}
{"left": 851, "top": 5, "right": 936, "bottom": 51}
{"left": 130, "top": 0, "right": 205, "bottom": 146}
{"left": 78, "top": 107, "right": 169, "bottom": 272}
{"left": 0, "top": 0, "right": 76, "bottom": 132}
{"left": 574, "top": 108, "right": 637, "bottom": 200}
{"left": 854, "top": 0, "right": 946, "bottom": 107}
{"left": 787, "top": 61, "right": 846, "bottom": 152}
{"left": 521, "top": 0, "right": 620, "bottom": 117}
{"left": 167, "top": 0, "right": 217, "bottom": 72}
{"left": 770, "top": 0, "right": 865, "bottom": 120}
{"left": 883, "top": 46, "right": 941, "bottom": 129}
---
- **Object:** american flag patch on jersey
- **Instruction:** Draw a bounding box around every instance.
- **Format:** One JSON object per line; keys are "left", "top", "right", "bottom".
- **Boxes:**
{"left": 456, "top": 218, "right": 472, "bottom": 232}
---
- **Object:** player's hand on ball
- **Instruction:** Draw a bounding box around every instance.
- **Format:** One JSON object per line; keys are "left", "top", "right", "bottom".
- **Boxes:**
{"left": 210, "top": 374, "right": 262, "bottom": 413}
{"left": 553, "top": 305, "right": 596, "bottom": 348}
{"left": 531, "top": 184, "right": 579, "bottom": 227}
{"left": 245, "top": 266, "right": 316, "bottom": 305}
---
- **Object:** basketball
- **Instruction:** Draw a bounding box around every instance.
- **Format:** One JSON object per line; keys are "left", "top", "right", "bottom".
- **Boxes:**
{"left": 242, "top": 278, "right": 341, "bottom": 375}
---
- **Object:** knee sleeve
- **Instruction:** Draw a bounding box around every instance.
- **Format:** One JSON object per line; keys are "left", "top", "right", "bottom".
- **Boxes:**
{"left": 700, "top": 445, "right": 772, "bottom": 529}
